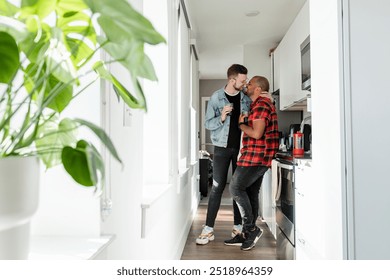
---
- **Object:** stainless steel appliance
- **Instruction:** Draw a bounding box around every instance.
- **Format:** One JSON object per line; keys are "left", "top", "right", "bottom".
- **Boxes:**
{"left": 274, "top": 156, "right": 295, "bottom": 260}
{"left": 300, "top": 35, "right": 311, "bottom": 91}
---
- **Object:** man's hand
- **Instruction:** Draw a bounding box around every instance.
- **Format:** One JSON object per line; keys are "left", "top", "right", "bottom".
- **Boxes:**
{"left": 238, "top": 113, "right": 246, "bottom": 124}
{"left": 221, "top": 104, "right": 233, "bottom": 122}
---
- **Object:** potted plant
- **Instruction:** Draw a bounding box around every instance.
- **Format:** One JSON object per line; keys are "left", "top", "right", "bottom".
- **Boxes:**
{"left": 0, "top": 0, "right": 165, "bottom": 259}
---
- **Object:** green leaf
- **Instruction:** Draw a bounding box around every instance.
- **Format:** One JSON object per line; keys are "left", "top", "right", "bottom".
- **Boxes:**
{"left": 93, "top": 61, "right": 146, "bottom": 110}
{"left": 0, "top": 16, "right": 30, "bottom": 43}
{"left": 20, "top": 0, "right": 56, "bottom": 20}
{"left": 66, "top": 37, "right": 95, "bottom": 68}
{"left": 45, "top": 75, "right": 73, "bottom": 112}
{"left": 84, "top": 0, "right": 165, "bottom": 45}
{"left": 84, "top": 142, "right": 105, "bottom": 187}
{"left": 55, "top": 0, "right": 88, "bottom": 16}
{"left": 0, "top": 32, "right": 19, "bottom": 84}
{"left": 45, "top": 27, "right": 78, "bottom": 84}
{"left": 19, "top": 23, "right": 50, "bottom": 64}
{"left": 101, "top": 38, "right": 157, "bottom": 81}
{"left": 57, "top": 10, "right": 97, "bottom": 65}
{"left": 73, "top": 118, "right": 122, "bottom": 164}
{"left": 24, "top": 63, "right": 73, "bottom": 112}
{"left": 35, "top": 117, "right": 78, "bottom": 168}
{"left": 62, "top": 140, "right": 94, "bottom": 186}
{"left": 62, "top": 140, "right": 105, "bottom": 187}
{"left": 135, "top": 53, "right": 158, "bottom": 81}
{"left": 132, "top": 77, "right": 147, "bottom": 112}
{"left": 0, "top": 0, "right": 19, "bottom": 16}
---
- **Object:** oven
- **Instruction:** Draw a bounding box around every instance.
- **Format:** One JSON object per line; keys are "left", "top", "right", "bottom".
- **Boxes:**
{"left": 274, "top": 158, "right": 295, "bottom": 260}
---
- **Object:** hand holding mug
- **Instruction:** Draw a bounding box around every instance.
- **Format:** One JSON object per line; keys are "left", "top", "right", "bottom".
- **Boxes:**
{"left": 240, "top": 111, "right": 249, "bottom": 124}
{"left": 221, "top": 103, "right": 233, "bottom": 122}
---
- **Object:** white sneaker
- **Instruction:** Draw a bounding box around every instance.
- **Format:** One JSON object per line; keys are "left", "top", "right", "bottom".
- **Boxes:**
{"left": 196, "top": 226, "right": 215, "bottom": 245}
{"left": 232, "top": 224, "right": 242, "bottom": 237}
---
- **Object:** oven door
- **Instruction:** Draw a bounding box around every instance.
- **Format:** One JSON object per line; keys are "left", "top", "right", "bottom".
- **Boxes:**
{"left": 275, "top": 160, "right": 295, "bottom": 259}
{"left": 276, "top": 224, "right": 295, "bottom": 260}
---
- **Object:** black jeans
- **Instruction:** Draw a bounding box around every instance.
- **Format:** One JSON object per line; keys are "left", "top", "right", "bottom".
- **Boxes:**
{"left": 205, "top": 146, "right": 241, "bottom": 227}
{"left": 229, "top": 165, "right": 269, "bottom": 232}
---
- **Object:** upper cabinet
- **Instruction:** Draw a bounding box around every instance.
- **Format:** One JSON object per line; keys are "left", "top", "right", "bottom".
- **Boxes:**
{"left": 271, "top": 47, "right": 280, "bottom": 93}
{"left": 275, "top": 1, "right": 310, "bottom": 111}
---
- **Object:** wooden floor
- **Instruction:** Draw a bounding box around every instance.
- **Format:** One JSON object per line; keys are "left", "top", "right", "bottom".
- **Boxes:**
{"left": 180, "top": 187, "right": 277, "bottom": 260}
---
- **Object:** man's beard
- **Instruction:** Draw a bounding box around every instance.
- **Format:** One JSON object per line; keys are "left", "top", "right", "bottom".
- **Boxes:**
{"left": 233, "top": 84, "right": 242, "bottom": 91}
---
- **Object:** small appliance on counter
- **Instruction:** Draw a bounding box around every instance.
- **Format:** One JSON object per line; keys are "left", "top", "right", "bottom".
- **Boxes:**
{"left": 286, "top": 124, "right": 301, "bottom": 151}
{"left": 301, "top": 124, "right": 311, "bottom": 152}
{"left": 293, "top": 132, "right": 304, "bottom": 156}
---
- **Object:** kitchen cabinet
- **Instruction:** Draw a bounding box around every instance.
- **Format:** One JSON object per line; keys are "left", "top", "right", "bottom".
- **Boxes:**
{"left": 294, "top": 159, "right": 324, "bottom": 260}
{"left": 271, "top": 47, "right": 280, "bottom": 93}
{"left": 260, "top": 168, "right": 276, "bottom": 239}
{"left": 276, "top": 1, "right": 310, "bottom": 111}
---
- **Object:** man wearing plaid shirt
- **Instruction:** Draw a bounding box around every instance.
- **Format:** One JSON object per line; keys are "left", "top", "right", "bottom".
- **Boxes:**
{"left": 224, "top": 75, "right": 279, "bottom": 251}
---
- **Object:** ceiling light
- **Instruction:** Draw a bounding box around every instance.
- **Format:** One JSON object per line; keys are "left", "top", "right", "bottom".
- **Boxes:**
{"left": 245, "top": 11, "right": 260, "bottom": 17}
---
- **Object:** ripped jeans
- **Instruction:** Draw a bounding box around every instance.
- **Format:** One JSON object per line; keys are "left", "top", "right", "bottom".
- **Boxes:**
{"left": 205, "top": 146, "right": 241, "bottom": 227}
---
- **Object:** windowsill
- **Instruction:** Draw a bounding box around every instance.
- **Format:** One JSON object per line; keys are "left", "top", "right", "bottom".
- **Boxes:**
{"left": 140, "top": 184, "right": 173, "bottom": 238}
{"left": 29, "top": 235, "right": 115, "bottom": 260}
{"left": 178, "top": 167, "right": 189, "bottom": 177}
{"left": 141, "top": 184, "right": 172, "bottom": 208}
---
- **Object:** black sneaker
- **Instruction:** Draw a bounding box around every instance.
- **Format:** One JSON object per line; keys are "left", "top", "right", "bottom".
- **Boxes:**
{"left": 224, "top": 234, "right": 245, "bottom": 246}
{"left": 241, "top": 226, "right": 263, "bottom": 251}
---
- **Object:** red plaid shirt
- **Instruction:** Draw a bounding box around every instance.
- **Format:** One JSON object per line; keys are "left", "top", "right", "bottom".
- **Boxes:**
{"left": 238, "top": 96, "right": 279, "bottom": 167}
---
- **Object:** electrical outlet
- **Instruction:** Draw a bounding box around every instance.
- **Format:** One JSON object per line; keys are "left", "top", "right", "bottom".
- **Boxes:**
{"left": 123, "top": 104, "right": 132, "bottom": 127}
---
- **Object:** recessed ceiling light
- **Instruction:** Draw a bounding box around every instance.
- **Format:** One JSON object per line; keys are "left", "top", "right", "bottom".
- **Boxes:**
{"left": 245, "top": 10, "right": 260, "bottom": 17}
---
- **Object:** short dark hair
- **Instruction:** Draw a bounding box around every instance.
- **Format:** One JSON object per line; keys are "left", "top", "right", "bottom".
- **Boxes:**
{"left": 227, "top": 64, "right": 247, "bottom": 79}
{"left": 252, "top": 76, "right": 270, "bottom": 92}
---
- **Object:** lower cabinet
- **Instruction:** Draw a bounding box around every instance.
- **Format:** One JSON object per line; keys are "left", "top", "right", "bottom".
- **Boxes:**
{"left": 296, "top": 229, "right": 323, "bottom": 260}
{"left": 261, "top": 167, "right": 277, "bottom": 239}
{"left": 294, "top": 159, "right": 324, "bottom": 259}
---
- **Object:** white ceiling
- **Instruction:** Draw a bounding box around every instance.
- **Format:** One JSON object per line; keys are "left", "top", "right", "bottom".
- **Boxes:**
{"left": 185, "top": 0, "right": 307, "bottom": 79}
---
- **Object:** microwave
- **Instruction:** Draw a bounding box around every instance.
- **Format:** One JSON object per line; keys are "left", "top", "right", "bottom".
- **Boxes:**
{"left": 300, "top": 36, "right": 311, "bottom": 91}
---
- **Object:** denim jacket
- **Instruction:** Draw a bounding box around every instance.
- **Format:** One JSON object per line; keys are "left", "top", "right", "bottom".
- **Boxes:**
{"left": 204, "top": 88, "right": 252, "bottom": 148}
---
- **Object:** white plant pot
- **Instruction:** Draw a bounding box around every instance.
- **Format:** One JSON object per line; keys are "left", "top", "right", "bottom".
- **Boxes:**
{"left": 0, "top": 157, "right": 39, "bottom": 259}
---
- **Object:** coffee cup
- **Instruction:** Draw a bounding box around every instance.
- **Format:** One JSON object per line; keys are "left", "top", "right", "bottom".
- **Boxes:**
{"left": 227, "top": 103, "right": 234, "bottom": 115}
{"left": 242, "top": 111, "right": 249, "bottom": 123}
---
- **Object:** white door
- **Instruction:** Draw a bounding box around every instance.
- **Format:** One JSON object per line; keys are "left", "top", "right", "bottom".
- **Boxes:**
{"left": 200, "top": 97, "right": 214, "bottom": 155}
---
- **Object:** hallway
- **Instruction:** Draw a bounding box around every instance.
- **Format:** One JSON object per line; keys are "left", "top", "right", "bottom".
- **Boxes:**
{"left": 181, "top": 186, "right": 277, "bottom": 260}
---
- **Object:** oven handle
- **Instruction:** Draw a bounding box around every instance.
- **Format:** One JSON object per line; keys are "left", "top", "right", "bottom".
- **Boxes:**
{"left": 274, "top": 161, "right": 294, "bottom": 201}
{"left": 275, "top": 166, "right": 282, "bottom": 201}
{"left": 277, "top": 162, "right": 294, "bottom": 170}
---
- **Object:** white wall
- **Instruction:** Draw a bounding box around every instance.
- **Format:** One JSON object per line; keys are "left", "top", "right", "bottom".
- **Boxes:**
{"left": 143, "top": 0, "right": 170, "bottom": 185}
{"left": 243, "top": 43, "right": 273, "bottom": 80}
{"left": 310, "top": 0, "right": 390, "bottom": 260}
{"left": 31, "top": 0, "right": 200, "bottom": 260}
{"left": 100, "top": 0, "right": 200, "bottom": 259}
{"left": 99, "top": 61, "right": 145, "bottom": 259}
{"left": 199, "top": 43, "right": 273, "bottom": 80}
{"left": 310, "top": 0, "right": 344, "bottom": 259}
{"left": 343, "top": 0, "right": 390, "bottom": 259}
{"left": 199, "top": 46, "right": 244, "bottom": 79}
{"left": 31, "top": 47, "right": 102, "bottom": 237}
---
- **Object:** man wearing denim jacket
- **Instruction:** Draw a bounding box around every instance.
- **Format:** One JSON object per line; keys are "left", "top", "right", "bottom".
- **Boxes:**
{"left": 196, "top": 64, "right": 252, "bottom": 245}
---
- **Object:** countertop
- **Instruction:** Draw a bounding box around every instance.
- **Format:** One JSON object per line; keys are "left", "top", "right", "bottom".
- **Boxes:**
{"left": 275, "top": 151, "right": 312, "bottom": 164}
{"left": 29, "top": 235, "right": 115, "bottom": 260}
